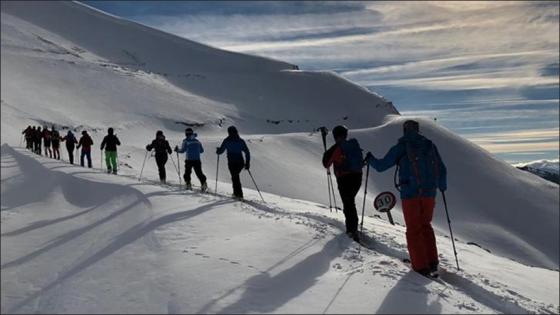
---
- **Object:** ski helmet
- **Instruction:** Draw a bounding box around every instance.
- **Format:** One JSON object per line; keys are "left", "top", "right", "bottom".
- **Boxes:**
{"left": 185, "top": 128, "right": 193, "bottom": 135}
{"left": 332, "top": 125, "right": 348, "bottom": 139}
{"left": 403, "top": 120, "right": 419, "bottom": 134}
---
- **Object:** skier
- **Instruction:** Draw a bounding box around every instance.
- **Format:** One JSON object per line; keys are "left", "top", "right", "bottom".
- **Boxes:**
{"left": 175, "top": 128, "right": 208, "bottom": 191}
{"left": 61, "top": 130, "right": 78, "bottom": 164}
{"left": 365, "top": 120, "right": 447, "bottom": 277}
{"left": 77, "top": 130, "right": 94, "bottom": 168}
{"left": 100, "top": 127, "right": 121, "bottom": 174}
{"left": 22, "top": 126, "right": 33, "bottom": 150}
{"left": 42, "top": 126, "right": 52, "bottom": 158}
{"left": 146, "top": 130, "right": 172, "bottom": 184}
{"left": 216, "top": 126, "right": 250, "bottom": 199}
{"left": 322, "top": 125, "right": 363, "bottom": 242}
{"left": 34, "top": 126, "right": 42, "bottom": 155}
{"left": 51, "top": 126, "right": 61, "bottom": 160}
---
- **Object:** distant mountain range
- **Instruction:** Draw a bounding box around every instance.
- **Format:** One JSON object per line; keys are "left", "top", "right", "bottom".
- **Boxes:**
{"left": 515, "top": 159, "right": 559, "bottom": 184}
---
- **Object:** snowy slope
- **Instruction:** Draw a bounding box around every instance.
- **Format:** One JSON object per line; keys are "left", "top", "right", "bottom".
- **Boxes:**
{"left": 2, "top": 145, "right": 558, "bottom": 314}
{"left": 1, "top": 1, "right": 559, "bottom": 312}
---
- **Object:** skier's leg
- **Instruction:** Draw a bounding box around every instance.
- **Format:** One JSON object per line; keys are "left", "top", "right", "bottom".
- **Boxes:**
{"left": 105, "top": 151, "right": 112, "bottom": 171}
{"left": 183, "top": 160, "right": 193, "bottom": 185}
{"left": 87, "top": 151, "right": 92, "bottom": 168}
{"left": 68, "top": 147, "right": 74, "bottom": 164}
{"left": 228, "top": 162, "right": 243, "bottom": 197}
{"left": 421, "top": 197, "right": 439, "bottom": 268}
{"left": 80, "top": 150, "right": 85, "bottom": 167}
{"left": 111, "top": 152, "right": 118, "bottom": 172}
{"left": 193, "top": 160, "right": 207, "bottom": 184}
{"left": 402, "top": 198, "right": 430, "bottom": 272}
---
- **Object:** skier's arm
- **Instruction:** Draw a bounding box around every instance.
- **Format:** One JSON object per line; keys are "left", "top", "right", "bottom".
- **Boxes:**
{"left": 176, "top": 140, "right": 186, "bottom": 153}
{"left": 166, "top": 141, "right": 172, "bottom": 154}
{"left": 216, "top": 140, "right": 226, "bottom": 155}
{"left": 77, "top": 138, "right": 82, "bottom": 149}
{"left": 116, "top": 136, "right": 121, "bottom": 146}
{"left": 242, "top": 140, "right": 250, "bottom": 163}
{"left": 146, "top": 140, "right": 154, "bottom": 151}
{"left": 368, "top": 143, "right": 403, "bottom": 172}
{"left": 434, "top": 145, "right": 447, "bottom": 191}
{"left": 100, "top": 136, "right": 106, "bottom": 150}
{"left": 322, "top": 144, "right": 341, "bottom": 168}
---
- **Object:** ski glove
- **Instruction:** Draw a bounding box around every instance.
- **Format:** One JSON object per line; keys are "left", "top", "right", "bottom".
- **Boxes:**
{"left": 174, "top": 145, "right": 178, "bottom": 152}
{"left": 245, "top": 162, "right": 250, "bottom": 170}
{"left": 364, "top": 152, "right": 374, "bottom": 165}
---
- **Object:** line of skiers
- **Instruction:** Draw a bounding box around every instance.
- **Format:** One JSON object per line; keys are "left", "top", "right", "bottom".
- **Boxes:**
{"left": 22, "top": 125, "right": 96, "bottom": 168}
{"left": 323, "top": 120, "right": 447, "bottom": 278}
{"left": 145, "top": 126, "right": 250, "bottom": 198}
{"left": 22, "top": 120, "right": 445, "bottom": 278}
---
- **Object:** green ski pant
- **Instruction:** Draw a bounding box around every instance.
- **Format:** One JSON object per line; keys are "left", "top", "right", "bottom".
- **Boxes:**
{"left": 105, "top": 151, "right": 118, "bottom": 171}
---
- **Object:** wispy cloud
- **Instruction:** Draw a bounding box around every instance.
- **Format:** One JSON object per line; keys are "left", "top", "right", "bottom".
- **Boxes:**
{"left": 466, "top": 127, "right": 559, "bottom": 154}
{"left": 87, "top": 1, "right": 559, "bottom": 162}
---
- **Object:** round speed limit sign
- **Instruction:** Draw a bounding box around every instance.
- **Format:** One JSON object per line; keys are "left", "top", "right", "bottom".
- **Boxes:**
{"left": 373, "top": 191, "right": 396, "bottom": 213}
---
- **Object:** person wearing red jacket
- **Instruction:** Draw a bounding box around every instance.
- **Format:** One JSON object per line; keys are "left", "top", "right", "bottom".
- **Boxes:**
{"left": 322, "top": 125, "right": 364, "bottom": 242}
{"left": 77, "top": 130, "right": 94, "bottom": 168}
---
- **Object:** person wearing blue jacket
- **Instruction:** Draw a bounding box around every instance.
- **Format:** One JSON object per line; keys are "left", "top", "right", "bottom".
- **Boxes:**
{"left": 216, "top": 126, "right": 250, "bottom": 199}
{"left": 366, "top": 120, "right": 447, "bottom": 277}
{"left": 175, "top": 128, "right": 207, "bottom": 191}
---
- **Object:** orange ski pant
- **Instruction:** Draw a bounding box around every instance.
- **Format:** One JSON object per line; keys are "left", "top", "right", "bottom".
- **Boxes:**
{"left": 402, "top": 197, "right": 439, "bottom": 272}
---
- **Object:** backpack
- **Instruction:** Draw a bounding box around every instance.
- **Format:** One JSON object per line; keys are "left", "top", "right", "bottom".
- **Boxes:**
{"left": 339, "top": 139, "right": 363, "bottom": 173}
{"left": 396, "top": 138, "right": 440, "bottom": 195}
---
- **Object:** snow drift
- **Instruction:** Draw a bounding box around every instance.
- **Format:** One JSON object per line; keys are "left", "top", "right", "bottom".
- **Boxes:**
{"left": 2, "top": 145, "right": 558, "bottom": 314}
{"left": 1, "top": 0, "right": 558, "bottom": 286}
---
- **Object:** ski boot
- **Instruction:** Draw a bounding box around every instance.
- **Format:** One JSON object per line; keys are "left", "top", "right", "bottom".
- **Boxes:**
{"left": 112, "top": 169, "right": 117, "bottom": 175}
{"left": 186, "top": 182, "right": 193, "bottom": 191}
{"left": 107, "top": 168, "right": 112, "bottom": 174}
{"left": 200, "top": 181, "right": 208, "bottom": 193}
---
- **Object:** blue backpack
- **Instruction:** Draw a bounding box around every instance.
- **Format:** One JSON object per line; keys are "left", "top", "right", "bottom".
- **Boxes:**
{"left": 395, "top": 137, "right": 440, "bottom": 195}
{"left": 339, "top": 138, "right": 363, "bottom": 173}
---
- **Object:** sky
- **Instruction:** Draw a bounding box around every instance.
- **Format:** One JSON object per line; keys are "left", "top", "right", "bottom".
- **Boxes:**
{"left": 84, "top": 1, "right": 559, "bottom": 163}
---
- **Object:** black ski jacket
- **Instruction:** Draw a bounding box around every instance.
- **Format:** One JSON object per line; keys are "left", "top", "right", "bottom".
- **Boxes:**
{"left": 147, "top": 137, "right": 172, "bottom": 157}
{"left": 101, "top": 134, "right": 121, "bottom": 151}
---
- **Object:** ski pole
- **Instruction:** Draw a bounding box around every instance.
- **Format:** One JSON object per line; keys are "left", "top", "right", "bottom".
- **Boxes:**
{"left": 360, "top": 163, "right": 370, "bottom": 238}
{"left": 215, "top": 154, "right": 220, "bottom": 194}
{"left": 326, "top": 171, "right": 333, "bottom": 212}
{"left": 328, "top": 172, "right": 338, "bottom": 212}
{"left": 170, "top": 153, "right": 180, "bottom": 186}
{"left": 176, "top": 151, "right": 182, "bottom": 187}
{"left": 139, "top": 151, "right": 149, "bottom": 181}
{"left": 442, "top": 190, "right": 460, "bottom": 271}
{"left": 247, "top": 169, "right": 265, "bottom": 203}
{"left": 319, "top": 126, "right": 335, "bottom": 212}
{"left": 101, "top": 150, "right": 104, "bottom": 170}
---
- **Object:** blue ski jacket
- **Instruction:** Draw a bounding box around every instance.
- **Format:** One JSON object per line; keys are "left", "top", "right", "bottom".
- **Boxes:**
{"left": 177, "top": 134, "right": 204, "bottom": 161}
{"left": 216, "top": 136, "right": 250, "bottom": 165}
{"left": 367, "top": 132, "right": 447, "bottom": 199}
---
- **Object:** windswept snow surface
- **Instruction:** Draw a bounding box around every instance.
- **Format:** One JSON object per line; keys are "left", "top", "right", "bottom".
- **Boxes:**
{"left": 1, "top": 1, "right": 559, "bottom": 313}
{"left": 1, "top": 145, "right": 558, "bottom": 314}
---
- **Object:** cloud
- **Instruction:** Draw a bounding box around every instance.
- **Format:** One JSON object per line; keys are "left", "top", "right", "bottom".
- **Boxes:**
{"left": 465, "top": 128, "right": 559, "bottom": 154}
{"left": 88, "top": 1, "right": 559, "bottom": 161}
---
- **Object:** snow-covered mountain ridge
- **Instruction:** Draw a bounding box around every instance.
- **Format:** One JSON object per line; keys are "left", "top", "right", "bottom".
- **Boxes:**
{"left": 515, "top": 159, "right": 559, "bottom": 185}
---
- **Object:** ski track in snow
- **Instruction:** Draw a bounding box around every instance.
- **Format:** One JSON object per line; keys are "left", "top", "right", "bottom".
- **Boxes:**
{"left": 2, "top": 146, "right": 557, "bottom": 314}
